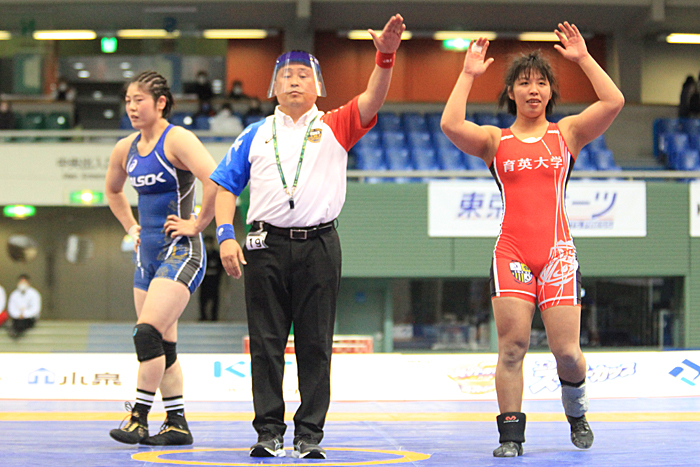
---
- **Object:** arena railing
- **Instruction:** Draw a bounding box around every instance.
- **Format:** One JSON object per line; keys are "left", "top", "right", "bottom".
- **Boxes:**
{"left": 2, "top": 129, "right": 696, "bottom": 180}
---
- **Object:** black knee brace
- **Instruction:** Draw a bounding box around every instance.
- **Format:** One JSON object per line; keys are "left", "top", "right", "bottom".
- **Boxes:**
{"left": 133, "top": 323, "right": 165, "bottom": 362}
{"left": 163, "top": 340, "right": 177, "bottom": 369}
{"left": 497, "top": 412, "right": 526, "bottom": 443}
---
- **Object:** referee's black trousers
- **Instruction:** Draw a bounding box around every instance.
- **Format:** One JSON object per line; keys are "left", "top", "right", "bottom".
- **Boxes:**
{"left": 244, "top": 227, "right": 341, "bottom": 443}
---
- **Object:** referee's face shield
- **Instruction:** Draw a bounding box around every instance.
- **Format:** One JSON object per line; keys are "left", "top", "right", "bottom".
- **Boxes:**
{"left": 267, "top": 51, "right": 326, "bottom": 98}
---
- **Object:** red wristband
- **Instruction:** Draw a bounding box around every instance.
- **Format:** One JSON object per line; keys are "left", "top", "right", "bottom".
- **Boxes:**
{"left": 376, "top": 51, "right": 395, "bottom": 69}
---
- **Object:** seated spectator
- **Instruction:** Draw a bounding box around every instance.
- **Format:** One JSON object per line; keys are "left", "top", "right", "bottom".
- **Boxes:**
{"left": 0, "top": 99, "right": 15, "bottom": 129}
{"left": 680, "top": 75, "right": 698, "bottom": 118}
{"left": 193, "top": 70, "right": 214, "bottom": 105}
{"left": 229, "top": 80, "right": 251, "bottom": 101}
{"left": 193, "top": 100, "right": 215, "bottom": 120}
{"left": 51, "top": 77, "right": 76, "bottom": 101}
{"left": 209, "top": 102, "right": 243, "bottom": 135}
{"left": 246, "top": 97, "right": 265, "bottom": 118}
{"left": 7, "top": 274, "right": 41, "bottom": 339}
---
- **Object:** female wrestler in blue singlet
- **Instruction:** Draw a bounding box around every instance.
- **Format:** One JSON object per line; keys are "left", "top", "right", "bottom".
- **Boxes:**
{"left": 105, "top": 71, "right": 218, "bottom": 446}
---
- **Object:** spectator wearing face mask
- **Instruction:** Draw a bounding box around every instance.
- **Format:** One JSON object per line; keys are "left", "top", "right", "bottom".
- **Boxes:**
{"left": 7, "top": 274, "right": 41, "bottom": 338}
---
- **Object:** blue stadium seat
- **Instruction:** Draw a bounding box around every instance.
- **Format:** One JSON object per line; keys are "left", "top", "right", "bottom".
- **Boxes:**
{"left": 244, "top": 115, "right": 265, "bottom": 127}
{"left": 497, "top": 113, "right": 516, "bottom": 128}
{"left": 472, "top": 112, "right": 500, "bottom": 126}
{"left": 412, "top": 147, "right": 438, "bottom": 171}
{"left": 662, "top": 132, "right": 690, "bottom": 168}
{"left": 170, "top": 112, "right": 194, "bottom": 129}
{"left": 356, "top": 129, "right": 381, "bottom": 148}
{"left": 426, "top": 113, "right": 443, "bottom": 133}
{"left": 587, "top": 134, "right": 608, "bottom": 152}
{"left": 407, "top": 131, "right": 432, "bottom": 149}
{"left": 680, "top": 118, "right": 700, "bottom": 134}
{"left": 549, "top": 113, "right": 567, "bottom": 123}
{"left": 403, "top": 113, "right": 427, "bottom": 133}
{"left": 377, "top": 112, "right": 402, "bottom": 132}
{"left": 573, "top": 147, "right": 596, "bottom": 171}
{"left": 386, "top": 147, "right": 412, "bottom": 170}
{"left": 464, "top": 154, "right": 487, "bottom": 171}
{"left": 675, "top": 149, "right": 700, "bottom": 171}
{"left": 382, "top": 130, "right": 406, "bottom": 149}
{"left": 437, "top": 147, "right": 465, "bottom": 170}
{"left": 355, "top": 146, "right": 386, "bottom": 170}
{"left": 433, "top": 131, "right": 456, "bottom": 149}
{"left": 654, "top": 118, "right": 682, "bottom": 158}
{"left": 591, "top": 149, "right": 620, "bottom": 171}
{"left": 194, "top": 115, "right": 211, "bottom": 130}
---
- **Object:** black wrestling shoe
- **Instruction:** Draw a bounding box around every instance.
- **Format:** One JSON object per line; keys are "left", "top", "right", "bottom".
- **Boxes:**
{"left": 567, "top": 414, "right": 594, "bottom": 449}
{"left": 109, "top": 403, "right": 149, "bottom": 444}
{"left": 250, "top": 432, "right": 285, "bottom": 457}
{"left": 292, "top": 436, "right": 326, "bottom": 459}
{"left": 493, "top": 441, "right": 523, "bottom": 457}
{"left": 141, "top": 416, "right": 193, "bottom": 446}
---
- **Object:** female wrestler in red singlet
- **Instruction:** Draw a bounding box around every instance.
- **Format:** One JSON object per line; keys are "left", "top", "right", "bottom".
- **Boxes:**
{"left": 441, "top": 22, "right": 624, "bottom": 457}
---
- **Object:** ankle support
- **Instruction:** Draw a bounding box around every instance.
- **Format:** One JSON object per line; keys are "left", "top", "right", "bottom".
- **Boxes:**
{"left": 497, "top": 412, "right": 526, "bottom": 443}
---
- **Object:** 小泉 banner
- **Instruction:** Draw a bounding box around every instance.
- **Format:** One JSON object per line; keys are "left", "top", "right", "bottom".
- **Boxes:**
{"left": 0, "top": 350, "right": 697, "bottom": 401}
{"left": 428, "top": 180, "right": 647, "bottom": 237}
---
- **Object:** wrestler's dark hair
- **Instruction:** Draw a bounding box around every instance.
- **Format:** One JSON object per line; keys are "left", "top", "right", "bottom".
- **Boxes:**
{"left": 124, "top": 71, "right": 174, "bottom": 119}
{"left": 498, "top": 50, "right": 559, "bottom": 116}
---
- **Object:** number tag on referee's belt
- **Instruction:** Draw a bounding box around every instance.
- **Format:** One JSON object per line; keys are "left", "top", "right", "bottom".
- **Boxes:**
{"left": 245, "top": 231, "right": 269, "bottom": 250}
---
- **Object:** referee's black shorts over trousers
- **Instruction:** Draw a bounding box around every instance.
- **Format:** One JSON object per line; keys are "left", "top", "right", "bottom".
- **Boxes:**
{"left": 244, "top": 227, "right": 341, "bottom": 443}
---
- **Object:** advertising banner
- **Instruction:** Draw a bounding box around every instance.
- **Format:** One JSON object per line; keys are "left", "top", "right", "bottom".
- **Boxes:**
{"left": 1, "top": 351, "right": 697, "bottom": 401}
{"left": 428, "top": 180, "right": 647, "bottom": 238}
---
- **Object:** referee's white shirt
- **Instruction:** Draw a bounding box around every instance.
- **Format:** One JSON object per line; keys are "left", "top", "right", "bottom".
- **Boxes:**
{"left": 211, "top": 96, "right": 376, "bottom": 228}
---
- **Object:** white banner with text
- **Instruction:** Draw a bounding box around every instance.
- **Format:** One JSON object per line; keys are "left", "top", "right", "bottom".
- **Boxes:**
{"left": 428, "top": 180, "right": 647, "bottom": 237}
{"left": 1, "top": 350, "right": 697, "bottom": 401}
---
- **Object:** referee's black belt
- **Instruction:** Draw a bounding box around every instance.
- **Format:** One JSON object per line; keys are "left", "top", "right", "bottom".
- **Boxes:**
{"left": 253, "top": 220, "right": 335, "bottom": 240}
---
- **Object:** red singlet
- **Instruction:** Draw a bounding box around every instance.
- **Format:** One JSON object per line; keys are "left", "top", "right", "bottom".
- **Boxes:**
{"left": 489, "top": 122, "right": 581, "bottom": 310}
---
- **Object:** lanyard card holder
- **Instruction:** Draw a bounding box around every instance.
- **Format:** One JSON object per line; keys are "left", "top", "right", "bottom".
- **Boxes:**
{"left": 245, "top": 228, "right": 269, "bottom": 250}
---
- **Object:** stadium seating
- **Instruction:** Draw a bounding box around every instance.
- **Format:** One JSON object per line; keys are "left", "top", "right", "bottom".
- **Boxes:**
{"left": 385, "top": 147, "right": 412, "bottom": 170}
{"left": 382, "top": 130, "right": 407, "bottom": 149}
{"left": 355, "top": 146, "right": 386, "bottom": 171}
{"left": 377, "top": 112, "right": 402, "bottom": 132}
{"left": 407, "top": 131, "right": 432, "bottom": 149}
{"left": 45, "top": 112, "right": 71, "bottom": 130}
{"left": 169, "top": 112, "right": 194, "bottom": 129}
{"left": 412, "top": 147, "right": 439, "bottom": 171}
{"left": 436, "top": 146, "right": 465, "bottom": 170}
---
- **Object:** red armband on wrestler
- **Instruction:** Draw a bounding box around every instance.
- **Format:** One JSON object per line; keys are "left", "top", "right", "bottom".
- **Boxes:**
{"left": 376, "top": 51, "right": 395, "bottom": 69}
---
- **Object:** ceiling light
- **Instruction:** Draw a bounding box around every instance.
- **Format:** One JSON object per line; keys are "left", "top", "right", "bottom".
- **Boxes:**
{"left": 203, "top": 29, "right": 267, "bottom": 39}
{"left": 0, "top": 31, "right": 11, "bottom": 40}
{"left": 433, "top": 31, "right": 497, "bottom": 41}
{"left": 33, "top": 30, "right": 96, "bottom": 40}
{"left": 117, "top": 29, "right": 181, "bottom": 39}
{"left": 348, "top": 30, "right": 412, "bottom": 40}
{"left": 666, "top": 33, "right": 700, "bottom": 44}
{"left": 518, "top": 32, "right": 560, "bottom": 42}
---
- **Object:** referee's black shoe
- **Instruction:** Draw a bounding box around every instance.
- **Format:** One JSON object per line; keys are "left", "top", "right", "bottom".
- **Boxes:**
{"left": 567, "top": 414, "right": 594, "bottom": 449}
{"left": 292, "top": 436, "right": 326, "bottom": 459}
{"left": 109, "top": 403, "right": 149, "bottom": 444}
{"left": 141, "top": 415, "right": 193, "bottom": 445}
{"left": 250, "top": 432, "right": 285, "bottom": 457}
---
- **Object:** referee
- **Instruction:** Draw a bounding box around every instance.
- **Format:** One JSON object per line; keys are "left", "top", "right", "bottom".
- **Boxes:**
{"left": 210, "top": 14, "right": 405, "bottom": 460}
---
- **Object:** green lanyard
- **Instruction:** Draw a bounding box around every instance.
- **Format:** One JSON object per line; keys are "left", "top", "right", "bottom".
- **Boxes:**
{"left": 272, "top": 114, "right": 318, "bottom": 209}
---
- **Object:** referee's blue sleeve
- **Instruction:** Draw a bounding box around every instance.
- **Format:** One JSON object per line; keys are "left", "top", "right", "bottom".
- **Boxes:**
{"left": 210, "top": 123, "right": 260, "bottom": 196}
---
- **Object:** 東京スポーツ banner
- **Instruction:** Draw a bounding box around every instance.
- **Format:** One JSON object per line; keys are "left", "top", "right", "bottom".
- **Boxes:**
{"left": 428, "top": 180, "right": 647, "bottom": 237}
